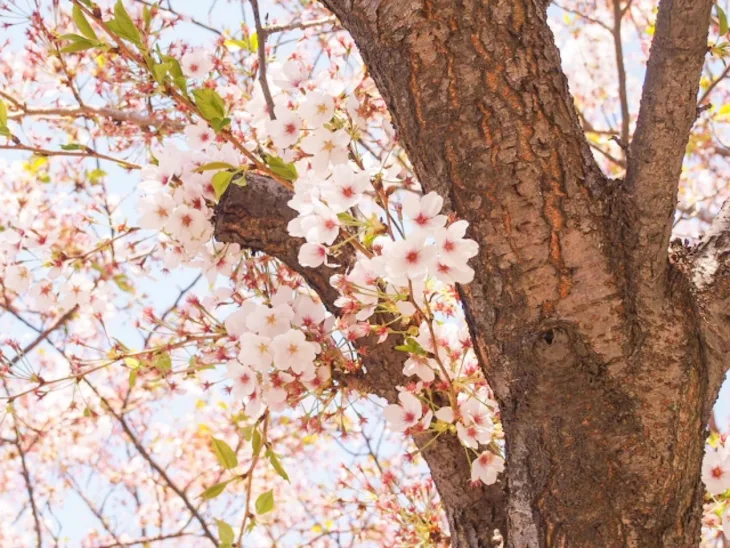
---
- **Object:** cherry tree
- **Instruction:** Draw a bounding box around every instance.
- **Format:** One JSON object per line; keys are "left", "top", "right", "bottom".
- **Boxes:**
{"left": 2, "top": 0, "right": 730, "bottom": 546}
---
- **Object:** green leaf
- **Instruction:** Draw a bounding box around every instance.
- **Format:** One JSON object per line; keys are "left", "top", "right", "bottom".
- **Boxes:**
{"left": 88, "top": 168, "right": 107, "bottom": 184}
{"left": 201, "top": 481, "right": 228, "bottom": 500}
{"left": 73, "top": 4, "right": 97, "bottom": 40}
{"left": 252, "top": 428, "right": 262, "bottom": 456}
{"left": 173, "top": 75, "right": 188, "bottom": 94}
{"left": 0, "top": 99, "right": 7, "bottom": 128}
{"left": 255, "top": 489, "right": 275, "bottom": 515}
{"left": 110, "top": 0, "right": 142, "bottom": 46}
{"left": 211, "top": 437, "right": 238, "bottom": 470}
{"left": 143, "top": 5, "right": 152, "bottom": 31}
{"left": 224, "top": 33, "right": 258, "bottom": 52}
{"left": 195, "top": 161, "right": 235, "bottom": 173}
{"left": 395, "top": 337, "right": 427, "bottom": 356}
{"left": 248, "top": 32, "right": 259, "bottom": 53}
{"left": 128, "top": 368, "right": 138, "bottom": 390}
{"left": 113, "top": 273, "right": 134, "bottom": 293}
{"left": 124, "top": 357, "right": 140, "bottom": 369}
{"left": 193, "top": 88, "right": 226, "bottom": 122}
{"left": 720, "top": 4, "right": 729, "bottom": 36}
{"left": 216, "top": 519, "right": 235, "bottom": 544}
{"left": 241, "top": 425, "right": 254, "bottom": 441}
{"left": 266, "top": 449, "right": 290, "bottom": 482}
{"left": 212, "top": 171, "right": 234, "bottom": 199}
{"left": 153, "top": 352, "right": 172, "bottom": 372}
{"left": 151, "top": 61, "right": 171, "bottom": 83}
{"left": 60, "top": 143, "right": 84, "bottom": 151}
{"left": 264, "top": 155, "right": 298, "bottom": 182}
{"left": 157, "top": 54, "right": 187, "bottom": 93}
{"left": 224, "top": 39, "right": 248, "bottom": 50}
{"left": 211, "top": 116, "right": 231, "bottom": 132}
{"left": 0, "top": 127, "right": 10, "bottom": 137}
{"left": 60, "top": 37, "right": 97, "bottom": 53}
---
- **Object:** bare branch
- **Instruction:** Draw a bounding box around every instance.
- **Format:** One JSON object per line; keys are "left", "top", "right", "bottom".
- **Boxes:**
{"left": 84, "top": 381, "right": 217, "bottom": 545}
{"left": 251, "top": 0, "right": 277, "bottom": 120}
{"left": 612, "top": 0, "right": 631, "bottom": 151}
{"left": 13, "top": 427, "right": 43, "bottom": 548}
{"left": 264, "top": 16, "right": 338, "bottom": 34}
{"left": 2, "top": 306, "right": 77, "bottom": 369}
{"left": 0, "top": 144, "right": 141, "bottom": 170}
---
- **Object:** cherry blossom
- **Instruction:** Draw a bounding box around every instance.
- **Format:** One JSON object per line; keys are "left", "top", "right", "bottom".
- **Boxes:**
{"left": 402, "top": 191, "right": 447, "bottom": 234}
{"left": 383, "top": 391, "right": 424, "bottom": 432}
{"left": 471, "top": 451, "right": 505, "bottom": 486}
{"left": 181, "top": 49, "right": 214, "bottom": 79}
{"left": 299, "top": 92, "right": 335, "bottom": 126}
{"left": 300, "top": 128, "right": 350, "bottom": 174}
{"left": 138, "top": 192, "right": 176, "bottom": 231}
{"left": 225, "top": 361, "right": 258, "bottom": 399}
{"left": 703, "top": 445, "right": 730, "bottom": 495}
{"left": 238, "top": 332, "right": 273, "bottom": 372}
{"left": 272, "top": 329, "right": 318, "bottom": 375}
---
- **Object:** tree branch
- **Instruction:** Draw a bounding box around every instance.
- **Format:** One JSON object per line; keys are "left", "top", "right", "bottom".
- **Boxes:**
{"left": 612, "top": 0, "right": 631, "bottom": 151}
{"left": 14, "top": 426, "right": 43, "bottom": 548}
{"left": 625, "top": 0, "right": 713, "bottom": 289}
{"left": 250, "top": 0, "right": 277, "bottom": 120}
{"left": 687, "top": 199, "right": 730, "bottom": 408}
{"left": 84, "top": 381, "right": 218, "bottom": 545}
{"left": 214, "top": 174, "right": 507, "bottom": 546}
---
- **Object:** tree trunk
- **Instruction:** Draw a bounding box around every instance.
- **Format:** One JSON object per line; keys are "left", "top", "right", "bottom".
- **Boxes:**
{"left": 216, "top": 0, "right": 730, "bottom": 545}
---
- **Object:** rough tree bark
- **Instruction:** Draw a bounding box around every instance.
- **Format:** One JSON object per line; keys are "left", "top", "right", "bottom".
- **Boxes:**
{"left": 215, "top": 0, "right": 730, "bottom": 546}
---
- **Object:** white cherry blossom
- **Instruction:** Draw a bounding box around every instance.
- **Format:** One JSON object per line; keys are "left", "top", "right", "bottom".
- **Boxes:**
{"left": 402, "top": 191, "right": 447, "bottom": 234}
{"left": 299, "top": 91, "right": 335, "bottom": 126}
{"left": 225, "top": 361, "right": 258, "bottom": 399}
{"left": 321, "top": 164, "right": 370, "bottom": 213}
{"left": 181, "top": 49, "right": 213, "bottom": 79}
{"left": 138, "top": 192, "right": 176, "bottom": 231}
{"left": 471, "top": 451, "right": 505, "bottom": 486}
{"left": 300, "top": 128, "right": 350, "bottom": 174}
{"left": 246, "top": 303, "right": 294, "bottom": 337}
{"left": 702, "top": 445, "right": 730, "bottom": 495}
{"left": 383, "top": 391, "right": 423, "bottom": 432}
{"left": 267, "top": 108, "right": 303, "bottom": 149}
{"left": 272, "top": 329, "right": 318, "bottom": 374}
{"left": 238, "top": 332, "right": 273, "bottom": 372}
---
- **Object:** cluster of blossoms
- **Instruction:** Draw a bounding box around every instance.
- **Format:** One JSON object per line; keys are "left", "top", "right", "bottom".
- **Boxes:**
{"left": 223, "top": 290, "right": 331, "bottom": 417}
{"left": 116, "top": 30, "right": 506, "bottom": 486}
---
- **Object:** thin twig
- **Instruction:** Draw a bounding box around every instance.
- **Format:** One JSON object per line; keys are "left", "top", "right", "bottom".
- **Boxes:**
{"left": 84, "top": 380, "right": 218, "bottom": 545}
{"left": 6, "top": 307, "right": 78, "bottom": 368}
{"left": 612, "top": 0, "right": 631, "bottom": 153}
{"left": 0, "top": 144, "right": 140, "bottom": 169}
{"left": 143, "top": 273, "right": 203, "bottom": 347}
{"left": 589, "top": 141, "right": 626, "bottom": 168}
{"left": 264, "top": 16, "right": 338, "bottom": 34}
{"left": 14, "top": 426, "right": 43, "bottom": 548}
{"left": 133, "top": 0, "right": 222, "bottom": 35}
{"left": 1, "top": 97, "right": 183, "bottom": 131}
{"left": 699, "top": 63, "right": 730, "bottom": 105}
{"left": 251, "top": 0, "right": 277, "bottom": 120}
{"left": 554, "top": 2, "right": 612, "bottom": 30}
